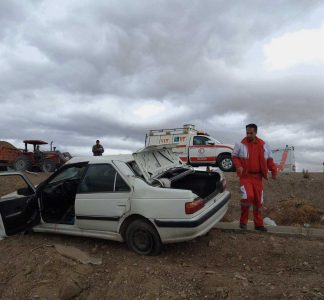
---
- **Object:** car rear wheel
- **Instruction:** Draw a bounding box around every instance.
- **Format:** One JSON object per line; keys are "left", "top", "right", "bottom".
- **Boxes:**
{"left": 125, "top": 219, "right": 162, "bottom": 255}
{"left": 218, "top": 155, "right": 234, "bottom": 172}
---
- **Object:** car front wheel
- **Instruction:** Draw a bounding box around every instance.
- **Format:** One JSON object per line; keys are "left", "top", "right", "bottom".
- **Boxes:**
{"left": 218, "top": 155, "right": 235, "bottom": 172}
{"left": 125, "top": 219, "right": 162, "bottom": 255}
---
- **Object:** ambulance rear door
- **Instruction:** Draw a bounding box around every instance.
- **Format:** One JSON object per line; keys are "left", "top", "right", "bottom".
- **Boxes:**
{"left": 272, "top": 146, "right": 296, "bottom": 172}
{"left": 170, "top": 134, "right": 189, "bottom": 164}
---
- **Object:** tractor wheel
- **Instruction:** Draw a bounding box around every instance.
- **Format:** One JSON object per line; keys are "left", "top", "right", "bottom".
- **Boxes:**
{"left": 14, "top": 156, "right": 32, "bottom": 171}
{"left": 41, "top": 159, "right": 56, "bottom": 172}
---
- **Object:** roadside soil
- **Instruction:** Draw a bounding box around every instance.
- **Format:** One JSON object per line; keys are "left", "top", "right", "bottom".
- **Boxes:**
{"left": 223, "top": 172, "right": 324, "bottom": 227}
{"left": 0, "top": 172, "right": 323, "bottom": 299}
{"left": 0, "top": 230, "right": 323, "bottom": 299}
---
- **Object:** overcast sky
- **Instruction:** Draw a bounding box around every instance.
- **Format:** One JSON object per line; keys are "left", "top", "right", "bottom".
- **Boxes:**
{"left": 1, "top": 0, "right": 324, "bottom": 171}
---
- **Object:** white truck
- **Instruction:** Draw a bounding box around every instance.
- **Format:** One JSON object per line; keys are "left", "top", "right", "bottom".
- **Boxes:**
{"left": 145, "top": 124, "right": 235, "bottom": 172}
{"left": 272, "top": 145, "right": 296, "bottom": 172}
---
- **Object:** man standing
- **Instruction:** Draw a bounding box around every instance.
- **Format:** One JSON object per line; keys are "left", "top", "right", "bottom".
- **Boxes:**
{"left": 34, "top": 145, "right": 44, "bottom": 161}
{"left": 232, "top": 124, "right": 277, "bottom": 232}
{"left": 92, "top": 140, "right": 104, "bottom": 156}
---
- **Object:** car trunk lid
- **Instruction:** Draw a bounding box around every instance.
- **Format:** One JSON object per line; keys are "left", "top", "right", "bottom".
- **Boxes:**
{"left": 132, "top": 144, "right": 189, "bottom": 184}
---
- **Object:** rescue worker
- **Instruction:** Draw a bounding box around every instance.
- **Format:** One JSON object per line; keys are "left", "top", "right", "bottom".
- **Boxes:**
{"left": 92, "top": 140, "right": 104, "bottom": 156}
{"left": 232, "top": 124, "right": 277, "bottom": 232}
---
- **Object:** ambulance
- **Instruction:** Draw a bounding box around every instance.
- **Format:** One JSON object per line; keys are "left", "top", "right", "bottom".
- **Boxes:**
{"left": 145, "top": 124, "right": 235, "bottom": 172}
{"left": 271, "top": 145, "right": 296, "bottom": 172}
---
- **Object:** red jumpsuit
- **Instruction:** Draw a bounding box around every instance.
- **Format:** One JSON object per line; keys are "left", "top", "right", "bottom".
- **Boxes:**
{"left": 232, "top": 137, "right": 277, "bottom": 227}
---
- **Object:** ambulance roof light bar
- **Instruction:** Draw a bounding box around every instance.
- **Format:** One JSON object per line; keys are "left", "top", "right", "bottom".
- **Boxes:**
{"left": 183, "top": 124, "right": 195, "bottom": 130}
{"left": 149, "top": 125, "right": 198, "bottom": 136}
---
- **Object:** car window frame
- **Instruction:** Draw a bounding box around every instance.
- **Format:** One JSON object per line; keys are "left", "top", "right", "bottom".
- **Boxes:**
{"left": 78, "top": 163, "right": 131, "bottom": 194}
{"left": 37, "top": 162, "right": 89, "bottom": 191}
{"left": 48, "top": 165, "right": 87, "bottom": 185}
{"left": 193, "top": 135, "right": 211, "bottom": 146}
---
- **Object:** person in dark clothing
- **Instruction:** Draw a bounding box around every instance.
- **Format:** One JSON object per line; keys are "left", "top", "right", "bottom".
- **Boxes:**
{"left": 92, "top": 140, "right": 104, "bottom": 156}
{"left": 34, "top": 145, "right": 43, "bottom": 161}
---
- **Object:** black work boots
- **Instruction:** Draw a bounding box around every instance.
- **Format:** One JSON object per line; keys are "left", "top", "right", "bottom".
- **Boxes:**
{"left": 255, "top": 226, "right": 268, "bottom": 232}
{"left": 239, "top": 224, "right": 247, "bottom": 230}
{"left": 239, "top": 224, "right": 268, "bottom": 232}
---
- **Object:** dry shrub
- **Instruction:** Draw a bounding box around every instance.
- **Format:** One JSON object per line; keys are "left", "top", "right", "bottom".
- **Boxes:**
{"left": 302, "top": 169, "right": 310, "bottom": 179}
{"left": 277, "top": 198, "right": 322, "bottom": 225}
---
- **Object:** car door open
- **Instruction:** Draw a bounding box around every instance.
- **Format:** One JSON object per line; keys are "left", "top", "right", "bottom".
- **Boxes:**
{"left": 0, "top": 172, "right": 39, "bottom": 236}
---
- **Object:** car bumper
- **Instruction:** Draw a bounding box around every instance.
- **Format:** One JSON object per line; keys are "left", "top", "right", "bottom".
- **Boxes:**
{"left": 154, "top": 190, "right": 230, "bottom": 243}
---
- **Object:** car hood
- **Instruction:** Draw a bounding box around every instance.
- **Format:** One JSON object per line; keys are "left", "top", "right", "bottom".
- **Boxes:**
{"left": 222, "top": 143, "right": 234, "bottom": 150}
{"left": 132, "top": 144, "right": 190, "bottom": 183}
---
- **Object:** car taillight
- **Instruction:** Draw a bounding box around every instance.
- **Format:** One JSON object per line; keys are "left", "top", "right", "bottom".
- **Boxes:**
{"left": 185, "top": 198, "right": 205, "bottom": 214}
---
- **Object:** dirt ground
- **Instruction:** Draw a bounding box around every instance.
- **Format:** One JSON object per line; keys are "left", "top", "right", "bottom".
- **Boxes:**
{"left": 223, "top": 172, "right": 324, "bottom": 227}
{"left": 0, "top": 230, "right": 323, "bottom": 300}
{"left": 0, "top": 172, "right": 323, "bottom": 299}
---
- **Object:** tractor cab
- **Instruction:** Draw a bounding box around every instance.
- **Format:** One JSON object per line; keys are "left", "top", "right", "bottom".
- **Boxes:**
{"left": 23, "top": 140, "right": 48, "bottom": 153}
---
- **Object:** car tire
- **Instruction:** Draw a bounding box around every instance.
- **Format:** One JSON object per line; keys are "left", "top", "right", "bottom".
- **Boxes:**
{"left": 40, "top": 159, "right": 56, "bottom": 172}
{"left": 217, "top": 155, "right": 235, "bottom": 172}
{"left": 125, "top": 219, "right": 162, "bottom": 256}
{"left": 14, "top": 156, "right": 32, "bottom": 171}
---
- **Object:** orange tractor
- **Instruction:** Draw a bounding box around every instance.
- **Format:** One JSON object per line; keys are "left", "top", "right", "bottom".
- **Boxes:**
{"left": 0, "top": 140, "right": 71, "bottom": 172}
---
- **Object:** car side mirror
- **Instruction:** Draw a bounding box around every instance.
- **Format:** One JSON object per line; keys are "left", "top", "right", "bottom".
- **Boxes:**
{"left": 17, "top": 187, "right": 34, "bottom": 196}
{"left": 207, "top": 141, "right": 215, "bottom": 145}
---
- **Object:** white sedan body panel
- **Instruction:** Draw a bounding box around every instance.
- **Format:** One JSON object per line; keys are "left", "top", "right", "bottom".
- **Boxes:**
{"left": 32, "top": 223, "right": 123, "bottom": 242}
{"left": 123, "top": 177, "right": 230, "bottom": 243}
{"left": 153, "top": 191, "right": 230, "bottom": 243}
{"left": 0, "top": 217, "right": 6, "bottom": 238}
{"left": 75, "top": 191, "right": 130, "bottom": 232}
{"left": 129, "top": 178, "right": 194, "bottom": 219}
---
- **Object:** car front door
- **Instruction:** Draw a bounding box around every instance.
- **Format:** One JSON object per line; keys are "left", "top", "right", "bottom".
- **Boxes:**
{"left": 75, "top": 163, "right": 131, "bottom": 232}
{"left": 0, "top": 173, "right": 39, "bottom": 236}
{"left": 38, "top": 162, "right": 88, "bottom": 224}
{"left": 189, "top": 136, "right": 217, "bottom": 165}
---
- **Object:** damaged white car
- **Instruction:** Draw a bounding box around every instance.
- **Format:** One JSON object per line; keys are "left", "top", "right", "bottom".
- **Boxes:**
{"left": 0, "top": 145, "right": 230, "bottom": 255}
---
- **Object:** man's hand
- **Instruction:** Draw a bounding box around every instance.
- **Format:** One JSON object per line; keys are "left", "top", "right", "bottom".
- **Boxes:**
{"left": 237, "top": 167, "right": 243, "bottom": 177}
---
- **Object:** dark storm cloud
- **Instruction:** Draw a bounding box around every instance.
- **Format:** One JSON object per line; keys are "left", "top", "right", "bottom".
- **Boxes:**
{"left": 0, "top": 1, "right": 30, "bottom": 39}
{"left": 0, "top": 0, "right": 324, "bottom": 169}
{"left": 1, "top": 0, "right": 320, "bottom": 96}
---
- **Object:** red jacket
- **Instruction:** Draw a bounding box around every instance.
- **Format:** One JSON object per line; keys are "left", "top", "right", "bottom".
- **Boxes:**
{"left": 232, "top": 137, "right": 277, "bottom": 179}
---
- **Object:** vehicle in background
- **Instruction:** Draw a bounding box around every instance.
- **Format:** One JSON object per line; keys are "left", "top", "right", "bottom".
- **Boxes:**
{"left": 145, "top": 124, "right": 234, "bottom": 172}
{"left": 0, "top": 140, "right": 71, "bottom": 172}
{"left": 0, "top": 145, "right": 230, "bottom": 255}
{"left": 272, "top": 145, "right": 296, "bottom": 172}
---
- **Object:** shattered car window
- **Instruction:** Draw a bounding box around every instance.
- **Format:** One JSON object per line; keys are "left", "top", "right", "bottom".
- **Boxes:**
{"left": 127, "top": 161, "right": 143, "bottom": 177}
{"left": 49, "top": 165, "right": 87, "bottom": 184}
{"left": 0, "top": 175, "right": 33, "bottom": 199}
